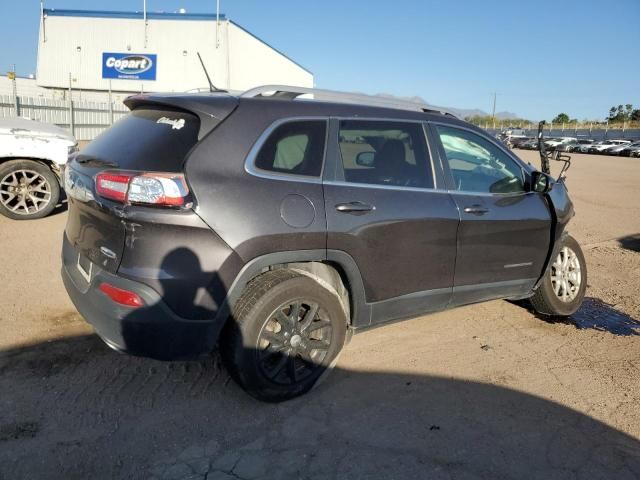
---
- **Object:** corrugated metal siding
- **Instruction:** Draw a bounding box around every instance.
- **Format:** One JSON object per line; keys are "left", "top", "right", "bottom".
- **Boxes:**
{"left": 37, "top": 13, "right": 312, "bottom": 93}
{"left": 0, "top": 95, "right": 128, "bottom": 140}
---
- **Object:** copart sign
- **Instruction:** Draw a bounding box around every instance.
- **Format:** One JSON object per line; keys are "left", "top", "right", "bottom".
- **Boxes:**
{"left": 102, "top": 53, "right": 157, "bottom": 80}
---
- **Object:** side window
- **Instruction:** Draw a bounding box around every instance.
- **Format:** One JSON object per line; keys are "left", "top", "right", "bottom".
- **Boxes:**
{"left": 434, "top": 125, "right": 525, "bottom": 194}
{"left": 338, "top": 120, "right": 433, "bottom": 188}
{"left": 255, "top": 120, "right": 327, "bottom": 176}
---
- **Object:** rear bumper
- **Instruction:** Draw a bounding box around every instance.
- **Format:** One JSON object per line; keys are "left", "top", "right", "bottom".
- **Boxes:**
{"left": 62, "top": 235, "right": 221, "bottom": 360}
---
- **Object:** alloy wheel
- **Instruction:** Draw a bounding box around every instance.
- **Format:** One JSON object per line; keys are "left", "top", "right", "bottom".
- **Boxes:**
{"left": 257, "top": 299, "right": 333, "bottom": 385}
{"left": 0, "top": 169, "right": 52, "bottom": 216}
{"left": 550, "top": 246, "right": 582, "bottom": 303}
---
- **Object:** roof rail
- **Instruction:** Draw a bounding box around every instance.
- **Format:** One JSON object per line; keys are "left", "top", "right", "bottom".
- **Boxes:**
{"left": 240, "top": 85, "right": 458, "bottom": 118}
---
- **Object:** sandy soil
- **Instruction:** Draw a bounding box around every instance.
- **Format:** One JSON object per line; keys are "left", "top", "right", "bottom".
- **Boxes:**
{"left": 0, "top": 151, "right": 638, "bottom": 479}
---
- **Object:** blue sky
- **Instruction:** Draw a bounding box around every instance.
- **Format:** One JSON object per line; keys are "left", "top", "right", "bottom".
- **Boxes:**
{"left": 1, "top": 0, "right": 639, "bottom": 120}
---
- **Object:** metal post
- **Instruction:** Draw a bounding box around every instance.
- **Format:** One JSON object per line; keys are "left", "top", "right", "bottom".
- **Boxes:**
{"left": 108, "top": 79, "right": 114, "bottom": 125}
{"left": 68, "top": 72, "right": 75, "bottom": 136}
{"left": 10, "top": 65, "right": 19, "bottom": 117}
{"left": 143, "top": 0, "right": 148, "bottom": 48}
{"left": 216, "top": 0, "right": 220, "bottom": 48}
{"left": 605, "top": 119, "right": 609, "bottom": 139}
{"left": 41, "top": 0, "right": 46, "bottom": 42}
{"left": 562, "top": 122, "right": 565, "bottom": 132}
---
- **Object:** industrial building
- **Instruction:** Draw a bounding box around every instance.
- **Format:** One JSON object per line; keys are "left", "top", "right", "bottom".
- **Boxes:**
{"left": 35, "top": 8, "right": 313, "bottom": 100}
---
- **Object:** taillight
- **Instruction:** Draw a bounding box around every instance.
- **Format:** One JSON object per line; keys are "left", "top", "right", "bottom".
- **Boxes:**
{"left": 95, "top": 172, "right": 133, "bottom": 203}
{"left": 95, "top": 170, "right": 190, "bottom": 207}
{"left": 99, "top": 283, "right": 144, "bottom": 307}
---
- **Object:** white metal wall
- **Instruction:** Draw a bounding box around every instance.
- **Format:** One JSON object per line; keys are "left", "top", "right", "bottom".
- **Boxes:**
{"left": 37, "top": 13, "right": 313, "bottom": 94}
{"left": 0, "top": 95, "right": 129, "bottom": 140}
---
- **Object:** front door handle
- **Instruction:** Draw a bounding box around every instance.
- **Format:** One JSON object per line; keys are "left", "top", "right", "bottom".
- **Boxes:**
{"left": 335, "top": 201, "right": 375, "bottom": 214}
{"left": 463, "top": 205, "right": 489, "bottom": 215}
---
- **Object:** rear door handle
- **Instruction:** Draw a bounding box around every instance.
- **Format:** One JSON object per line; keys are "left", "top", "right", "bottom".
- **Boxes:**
{"left": 463, "top": 205, "right": 489, "bottom": 215}
{"left": 335, "top": 201, "right": 375, "bottom": 213}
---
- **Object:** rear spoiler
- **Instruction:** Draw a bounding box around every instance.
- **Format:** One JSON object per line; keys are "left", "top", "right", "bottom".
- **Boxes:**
{"left": 123, "top": 93, "right": 239, "bottom": 139}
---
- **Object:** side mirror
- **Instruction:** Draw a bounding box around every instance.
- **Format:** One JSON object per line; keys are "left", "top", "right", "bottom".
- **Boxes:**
{"left": 356, "top": 151, "right": 375, "bottom": 167}
{"left": 531, "top": 171, "right": 553, "bottom": 193}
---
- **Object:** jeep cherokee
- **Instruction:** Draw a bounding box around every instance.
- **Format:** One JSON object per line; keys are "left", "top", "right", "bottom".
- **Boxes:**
{"left": 61, "top": 85, "right": 586, "bottom": 402}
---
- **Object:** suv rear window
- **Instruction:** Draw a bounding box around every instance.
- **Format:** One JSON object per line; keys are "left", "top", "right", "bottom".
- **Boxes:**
{"left": 82, "top": 107, "right": 200, "bottom": 171}
{"left": 254, "top": 120, "right": 327, "bottom": 177}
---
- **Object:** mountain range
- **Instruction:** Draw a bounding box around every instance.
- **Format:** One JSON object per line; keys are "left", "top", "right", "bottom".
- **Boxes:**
{"left": 374, "top": 93, "right": 519, "bottom": 120}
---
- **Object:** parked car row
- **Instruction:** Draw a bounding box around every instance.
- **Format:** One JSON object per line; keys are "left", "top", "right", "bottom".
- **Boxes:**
{"left": 508, "top": 135, "right": 640, "bottom": 156}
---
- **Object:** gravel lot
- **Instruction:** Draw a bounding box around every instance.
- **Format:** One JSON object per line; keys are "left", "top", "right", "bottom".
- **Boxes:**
{"left": 0, "top": 151, "right": 638, "bottom": 479}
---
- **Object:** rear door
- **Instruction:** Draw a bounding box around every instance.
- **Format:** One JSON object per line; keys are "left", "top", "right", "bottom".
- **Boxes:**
{"left": 429, "top": 123, "right": 551, "bottom": 304}
{"left": 323, "top": 119, "right": 459, "bottom": 326}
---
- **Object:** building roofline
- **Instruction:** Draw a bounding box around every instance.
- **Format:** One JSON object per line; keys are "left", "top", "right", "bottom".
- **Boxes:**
{"left": 228, "top": 20, "right": 312, "bottom": 76}
{"left": 41, "top": 9, "right": 312, "bottom": 76}
{"left": 43, "top": 8, "right": 227, "bottom": 21}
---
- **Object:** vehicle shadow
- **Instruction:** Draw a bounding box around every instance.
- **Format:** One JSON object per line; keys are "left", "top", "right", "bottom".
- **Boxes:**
{"left": 536, "top": 297, "right": 640, "bottom": 336}
{"left": 0, "top": 333, "right": 639, "bottom": 480}
{"left": 618, "top": 233, "right": 640, "bottom": 252}
{"left": 4, "top": 248, "right": 637, "bottom": 479}
{"left": 0, "top": 336, "right": 640, "bottom": 479}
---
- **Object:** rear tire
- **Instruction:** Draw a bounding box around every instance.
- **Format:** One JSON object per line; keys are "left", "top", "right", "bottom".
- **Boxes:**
{"left": 529, "top": 234, "right": 587, "bottom": 316}
{"left": 0, "top": 160, "right": 60, "bottom": 220}
{"left": 220, "top": 269, "right": 347, "bottom": 402}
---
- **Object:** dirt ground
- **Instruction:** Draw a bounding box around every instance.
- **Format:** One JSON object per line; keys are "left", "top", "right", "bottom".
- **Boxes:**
{"left": 0, "top": 151, "right": 638, "bottom": 479}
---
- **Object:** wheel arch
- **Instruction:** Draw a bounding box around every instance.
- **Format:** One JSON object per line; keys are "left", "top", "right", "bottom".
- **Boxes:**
{"left": 213, "top": 249, "right": 371, "bottom": 343}
{"left": 0, "top": 157, "right": 62, "bottom": 182}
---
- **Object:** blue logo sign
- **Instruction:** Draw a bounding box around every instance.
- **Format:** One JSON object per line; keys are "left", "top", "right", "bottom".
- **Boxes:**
{"left": 102, "top": 53, "right": 157, "bottom": 80}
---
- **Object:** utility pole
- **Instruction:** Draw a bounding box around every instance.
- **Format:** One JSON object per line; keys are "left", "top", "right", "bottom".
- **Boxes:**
{"left": 491, "top": 92, "right": 496, "bottom": 130}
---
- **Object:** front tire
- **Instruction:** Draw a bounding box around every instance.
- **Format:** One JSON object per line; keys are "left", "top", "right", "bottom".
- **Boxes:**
{"left": 0, "top": 160, "right": 60, "bottom": 220}
{"left": 529, "top": 235, "right": 587, "bottom": 316}
{"left": 221, "top": 269, "right": 347, "bottom": 402}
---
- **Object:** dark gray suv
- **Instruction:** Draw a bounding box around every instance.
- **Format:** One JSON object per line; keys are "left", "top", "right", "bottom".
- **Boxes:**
{"left": 62, "top": 86, "right": 586, "bottom": 401}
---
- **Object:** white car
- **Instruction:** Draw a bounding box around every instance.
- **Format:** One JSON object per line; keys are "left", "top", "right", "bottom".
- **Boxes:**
{"left": 0, "top": 117, "right": 76, "bottom": 219}
{"left": 588, "top": 140, "right": 631, "bottom": 153}
{"left": 603, "top": 141, "right": 640, "bottom": 155}
{"left": 544, "top": 137, "right": 577, "bottom": 149}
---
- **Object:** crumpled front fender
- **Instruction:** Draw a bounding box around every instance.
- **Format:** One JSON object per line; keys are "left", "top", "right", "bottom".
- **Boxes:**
{"left": 534, "top": 180, "right": 575, "bottom": 289}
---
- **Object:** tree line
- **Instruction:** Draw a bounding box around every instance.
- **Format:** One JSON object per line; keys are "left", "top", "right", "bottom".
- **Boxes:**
{"left": 465, "top": 104, "right": 640, "bottom": 128}
{"left": 553, "top": 105, "right": 639, "bottom": 124}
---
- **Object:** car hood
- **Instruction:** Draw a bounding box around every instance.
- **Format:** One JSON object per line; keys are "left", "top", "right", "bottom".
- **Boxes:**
{"left": 0, "top": 117, "right": 76, "bottom": 143}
